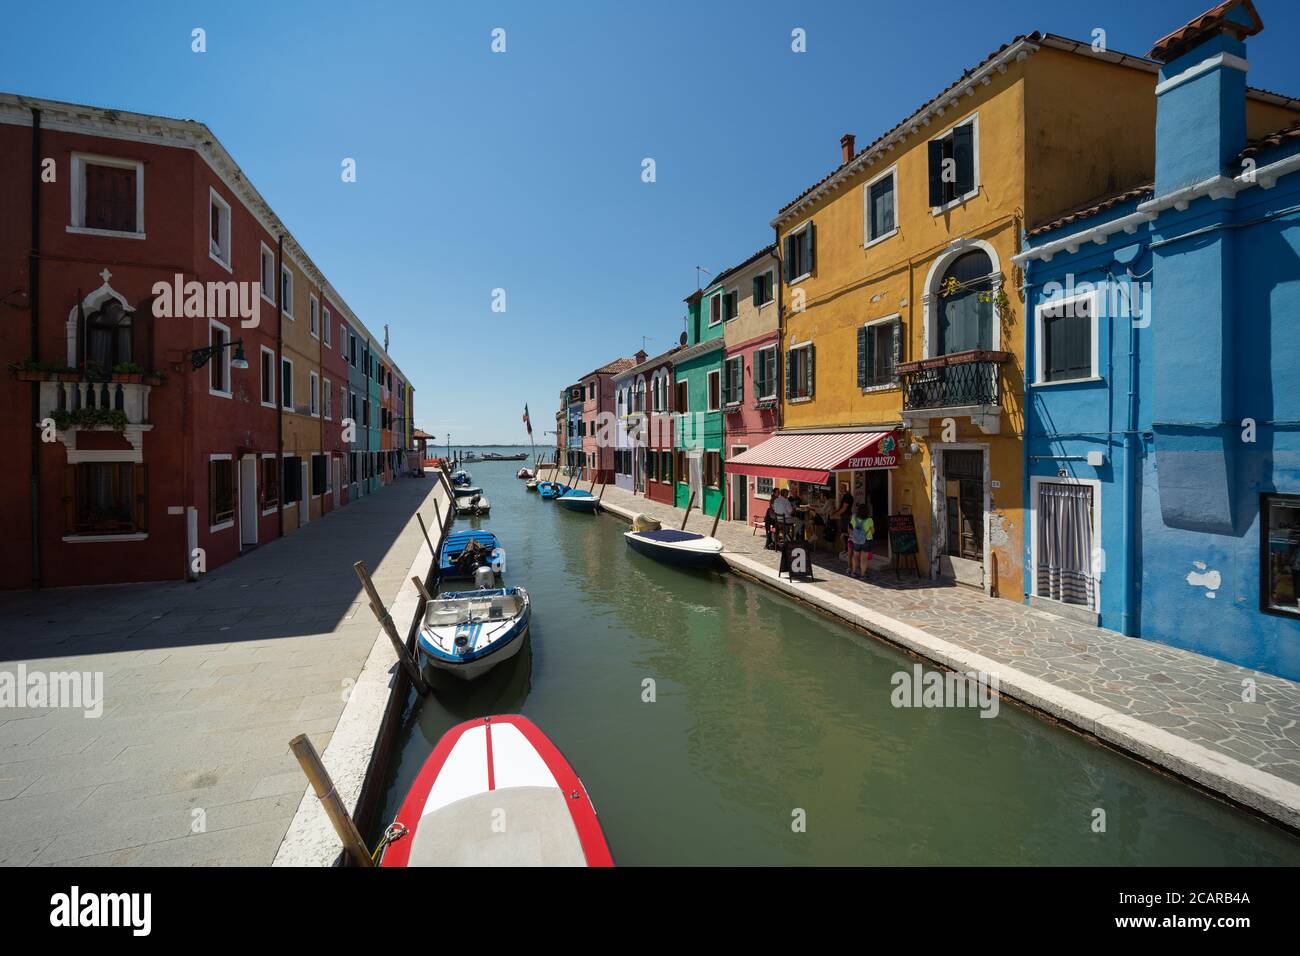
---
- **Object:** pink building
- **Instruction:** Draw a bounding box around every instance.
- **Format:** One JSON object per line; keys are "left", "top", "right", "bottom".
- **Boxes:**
{"left": 580, "top": 356, "right": 635, "bottom": 484}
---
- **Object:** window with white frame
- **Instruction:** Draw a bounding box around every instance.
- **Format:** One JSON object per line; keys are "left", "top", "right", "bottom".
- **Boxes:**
{"left": 707, "top": 369, "right": 721, "bottom": 412}
{"left": 209, "top": 455, "right": 235, "bottom": 529}
{"left": 281, "top": 356, "right": 294, "bottom": 410}
{"left": 754, "top": 345, "right": 778, "bottom": 400}
{"left": 260, "top": 244, "right": 276, "bottom": 303}
{"left": 755, "top": 476, "right": 774, "bottom": 498}
{"left": 927, "top": 117, "right": 978, "bottom": 210}
{"left": 784, "top": 221, "right": 815, "bottom": 282}
{"left": 281, "top": 267, "right": 294, "bottom": 318}
{"left": 71, "top": 153, "right": 144, "bottom": 236}
{"left": 1036, "top": 291, "right": 1098, "bottom": 384}
{"left": 865, "top": 166, "right": 897, "bottom": 246}
{"left": 309, "top": 371, "right": 320, "bottom": 417}
{"left": 209, "top": 188, "right": 232, "bottom": 268}
{"left": 260, "top": 346, "right": 276, "bottom": 407}
{"left": 323, "top": 307, "right": 331, "bottom": 346}
{"left": 208, "top": 320, "right": 232, "bottom": 397}
{"left": 786, "top": 342, "right": 814, "bottom": 400}
{"left": 309, "top": 295, "right": 319, "bottom": 339}
{"left": 753, "top": 270, "right": 774, "bottom": 307}
{"left": 722, "top": 355, "right": 743, "bottom": 406}
{"left": 858, "top": 316, "right": 901, "bottom": 388}
{"left": 324, "top": 378, "right": 332, "bottom": 419}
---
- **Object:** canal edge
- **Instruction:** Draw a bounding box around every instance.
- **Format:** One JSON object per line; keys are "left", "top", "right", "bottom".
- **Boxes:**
{"left": 599, "top": 499, "right": 1300, "bottom": 835}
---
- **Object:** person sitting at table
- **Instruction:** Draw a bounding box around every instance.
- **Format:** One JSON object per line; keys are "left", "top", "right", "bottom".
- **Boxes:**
{"left": 763, "top": 502, "right": 779, "bottom": 550}
{"left": 771, "top": 487, "right": 795, "bottom": 544}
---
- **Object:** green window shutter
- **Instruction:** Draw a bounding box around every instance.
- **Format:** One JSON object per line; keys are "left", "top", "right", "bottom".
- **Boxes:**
{"left": 857, "top": 326, "right": 868, "bottom": 389}
{"left": 752, "top": 275, "right": 761, "bottom": 304}
{"left": 928, "top": 138, "right": 945, "bottom": 207}
{"left": 785, "top": 350, "right": 794, "bottom": 399}
{"left": 806, "top": 222, "right": 816, "bottom": 275}
{"left": 737, "top": 358, "right": 744, "bottom": 403}
{"left": 892, "top": 319, "right": 902, "bottom": 382}
{"left": 953, "top": 122, "right": 975, "bottom": 197}
{"left": 784, "top": 236, "right": 795, "bottom": 281}
{"left": 808, "top": 343, "right": 816, "bottom": 398}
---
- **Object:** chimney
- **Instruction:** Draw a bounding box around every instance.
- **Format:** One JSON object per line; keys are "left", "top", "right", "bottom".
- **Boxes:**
{"left": 634, "top": 349, "right": 647, "bottom": 364}
{"left": 1148, "top": 0, "right": 1261, "bottom": 194}
{"left": 840, "top": 133, "right": 856, "bottom": 165}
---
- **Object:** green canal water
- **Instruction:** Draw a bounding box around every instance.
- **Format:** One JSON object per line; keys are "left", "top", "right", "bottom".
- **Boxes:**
{"left": 372, "top": 453, "right": 1300, "bottom": 865}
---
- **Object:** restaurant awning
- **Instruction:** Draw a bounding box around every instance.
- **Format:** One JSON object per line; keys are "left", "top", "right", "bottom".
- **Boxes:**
{"left": 725, "top": 431, "right": 899, "bottom": 483}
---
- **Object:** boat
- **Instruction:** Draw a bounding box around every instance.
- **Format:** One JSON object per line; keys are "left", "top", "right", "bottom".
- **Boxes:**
{"left": 484, "top": 452, "right": 529, "bottom": 461}
{"left": 538, "top": 481, "right": 570, "bottom": 500}
{"left": 416, "top": 587, "right": 530, "bottom": 681}
{"left": 451, "top": 469, "right": 472, "bottom": 486}
{"left": 440, "top": 530, "right": 506, "bottom": 581}
{"left": 452, "top": 484, "right": 484, "bottom": 499}
{"left": 517, "top": 467, "right": 534, "bottom": 480}
{"left": 379, "top": 715, "right": 614, "bottom": 867}
{"left": 526, "top": 478, "right": 539, "bottom": 492}
{"left": 556, "top": 488, "right": 599, "bottom": 513}
{"left": 454, "top": 492, "right": 491, "bottom": 516}
{"left": 624, "top": 528, "right": 724, "bottom": 570}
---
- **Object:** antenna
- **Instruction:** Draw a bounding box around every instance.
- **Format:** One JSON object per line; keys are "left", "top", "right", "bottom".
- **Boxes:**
{"left": 695, "top": 266, "right": 710, "bottom": 290}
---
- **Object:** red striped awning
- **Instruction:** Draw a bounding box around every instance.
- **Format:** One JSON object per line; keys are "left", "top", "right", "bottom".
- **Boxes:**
{"left": 726, "top": 431, "right": 899, "bottom": 483}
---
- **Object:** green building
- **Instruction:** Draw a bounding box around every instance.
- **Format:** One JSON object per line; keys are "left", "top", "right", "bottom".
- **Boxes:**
{"left": 673, "top": 289, "right": 725, "bottom": 517}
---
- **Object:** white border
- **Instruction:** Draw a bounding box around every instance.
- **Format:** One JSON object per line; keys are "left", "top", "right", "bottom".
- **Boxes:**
{"left": 1032, "top": 288, "right": 1101, "bottom": 386}
{"left": 1029, "top": 474, "right": 1103, "bottom": 612}
{"left": 68, "top": 152, "right": 145, "bottom": 239}
{"left": 863, "top": 163, "right": 899, "bottom": 248}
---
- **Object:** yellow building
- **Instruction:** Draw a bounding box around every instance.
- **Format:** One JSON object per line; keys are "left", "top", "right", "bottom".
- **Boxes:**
{"left": 278, "top": 251, "right": 326, "bottom": 531}
{"left": 766, "top": 32, "right": 1300, "bottom": 599}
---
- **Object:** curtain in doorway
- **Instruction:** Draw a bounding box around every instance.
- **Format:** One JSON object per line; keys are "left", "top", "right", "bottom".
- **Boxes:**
{"left": 1037, "top": 482, "right": 1095, "bottom": 608}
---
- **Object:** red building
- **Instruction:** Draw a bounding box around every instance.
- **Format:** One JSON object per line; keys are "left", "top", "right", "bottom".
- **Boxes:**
{"left": 638, "top": 348, "right": 680, "bottom": 506}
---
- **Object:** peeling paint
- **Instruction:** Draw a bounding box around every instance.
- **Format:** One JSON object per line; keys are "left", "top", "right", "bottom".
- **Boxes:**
{"left": 1186, "top": 561, "right": 1221, "bottom": 598}
{"left": 989, "top": 513, "right": 1011, "bottom": 548}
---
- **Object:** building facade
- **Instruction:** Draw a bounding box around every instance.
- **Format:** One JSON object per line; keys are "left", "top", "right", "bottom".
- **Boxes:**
{"left": 674, "top": 291, "right": 725, "bottom": 516}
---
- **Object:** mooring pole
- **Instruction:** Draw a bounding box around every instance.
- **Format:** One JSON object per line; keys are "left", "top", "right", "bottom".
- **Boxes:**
{"left": 354, "top": 561, "right": 430, "bottom": 696}
{"left": 680, "top": 491, "right": 695, "bottom": 531}
{"left": 417, "top": 511, "right": 437, "bottom": 560}
{"left": 289, "top": 734, "right": 374, "bottom": 867}
{"left": 710, "top": 483, "right": 726, "bottom": 538}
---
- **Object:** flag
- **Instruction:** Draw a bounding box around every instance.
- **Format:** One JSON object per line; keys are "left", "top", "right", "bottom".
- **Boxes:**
{"left": 522, "top": 403, "right": 532, "bottom": 435}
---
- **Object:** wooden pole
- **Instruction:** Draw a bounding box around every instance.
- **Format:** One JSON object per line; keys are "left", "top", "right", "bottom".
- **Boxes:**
{"left": 353, "top": 561, "right": 430, "bottom": 696}
{"left": 417, "top": 511, "right": 436, "bottom": 559}
{"left": 710, "top": 481, "right": 727, "bottom": 538}
{"left": 411, "top": 575, "right": 433, "bottom": 602}
{"left": 680, "top": 491, "right": 695, "bottom": 530}
{"left": 597, "top": 481, "right": 607, "bottom": 502}
{"left": 289, "top": 734, "right": 374, "bottom": 867}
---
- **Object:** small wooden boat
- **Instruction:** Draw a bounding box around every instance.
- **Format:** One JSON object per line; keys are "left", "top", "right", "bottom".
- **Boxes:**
{"left": 417, "top": 587, "right": 530, "bottom": 681}
{"left": 517, "top": 467, "right": 534, "bottom": 480}
{"left": 440, "top": 530, "right": 506, "bottom": 580}
{"left": 556, "top": 489, "right": 599, "bottom": 513}
{"left": 454, "top": 492, "right": 491, "bottom": 516}
{"left": 624, "top": 528, "right": 724, "bottom": 570}
{"left": 380, "top": 715, "right": 614, "bottom": 867}
{"left": 452, "top": 484, "right": 484, "bottom": 499}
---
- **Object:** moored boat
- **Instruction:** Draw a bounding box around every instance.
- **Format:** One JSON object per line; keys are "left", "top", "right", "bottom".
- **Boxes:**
{"left": 451, "top": 469, "right": 472, "bottom": 486}
{"left": 526, "top": 478, "right": 539, "bottom": 491}
{"left": 452, "top": 484, "right": 484, "bottom": 499}
{"left": 624, "top": 528, "right": 724, "bottom": 570}
{"left": 379, "top": 715, "right": 614, "bottom": 867}
{"left": 440, "top": 530, "right": 506, "bottom": 580}
{"left": 454, "top": 492, "right": 491, "bottom": 516}
{"left": 517, "top": 467, "right": 534, "bottom": 479}
{"left": 416, "top": 587, "right": 530, "bottom": 681}
{"left": 556, "top": 488, "right": 599, "bottom": 513}
{"left": 538, "top": 481, "right": 570, "bottom": 500}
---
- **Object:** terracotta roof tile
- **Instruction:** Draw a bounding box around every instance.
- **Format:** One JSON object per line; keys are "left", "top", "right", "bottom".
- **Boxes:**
{"left": 708, "top": 244, "right": 777, "bottom": 289}
{"left": 1148, "top": 0, "right": 1262, "bottom": 62}
{"left": 1025, "top": 183, "right": 1153, "bottom": 238}
{"left": 1238, "top": 119, "right": 1300, "bottom": 161}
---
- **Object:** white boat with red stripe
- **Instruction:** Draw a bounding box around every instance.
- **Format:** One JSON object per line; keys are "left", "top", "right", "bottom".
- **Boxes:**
{"left": 380, "top": 715, "right": 614, "bottom": 867}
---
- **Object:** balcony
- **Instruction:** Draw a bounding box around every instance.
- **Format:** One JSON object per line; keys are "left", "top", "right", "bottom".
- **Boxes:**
{"left": 898, "top": 349, "right": 1009, "bottom": 435}
{"left": 39, "top": 378, "right": 155, "bottom": 462}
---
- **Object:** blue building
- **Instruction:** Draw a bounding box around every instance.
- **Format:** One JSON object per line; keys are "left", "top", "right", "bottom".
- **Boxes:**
{"left": 565, "top": 383, "right": 584, "bottom": 475}
{"left": 1016, "top": 0, "right": 1300, "bottom": 679}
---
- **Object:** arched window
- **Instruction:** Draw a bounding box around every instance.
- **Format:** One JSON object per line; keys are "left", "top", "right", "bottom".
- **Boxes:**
{"left": 938, "top": 250, "right": 993, "bottom": 355}
{"left": 85, "top": 299, "right": 133, "bottom": 373}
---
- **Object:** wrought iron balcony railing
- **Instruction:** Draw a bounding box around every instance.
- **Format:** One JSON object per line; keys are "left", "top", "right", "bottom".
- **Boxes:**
{"left": 898, "top": 349, "right": 1009, "bottom": 411}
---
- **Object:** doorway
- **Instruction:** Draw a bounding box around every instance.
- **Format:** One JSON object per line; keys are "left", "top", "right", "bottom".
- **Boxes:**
{"left": 299, "top": 460, "right": 310, "bottom": 525}
{"left": 730, "top": 446, "right": 748, "bottom": 522}
{"left": 239, "top": 455, "right": 258, "bottom": 549}
{"left": 939, "top": 448, "right": 985, "bottom": 588}
{"left": 333, "top": 458, "right": 341, "bottom": 509}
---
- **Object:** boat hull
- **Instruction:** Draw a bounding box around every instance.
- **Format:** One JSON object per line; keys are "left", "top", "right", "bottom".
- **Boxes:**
{"left": 420, "top": 622, "right": 527, "bottom": 681}
{"left": 556, "top": 494, "right": 598, "bottom": 512}
{"left": 624, "top": 530, "right": 724, "bottom": 570}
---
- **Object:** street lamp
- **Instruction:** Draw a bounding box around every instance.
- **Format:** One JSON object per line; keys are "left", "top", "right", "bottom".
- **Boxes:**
{"left": 190, "top": 338, "right": 248, "bottom": 370}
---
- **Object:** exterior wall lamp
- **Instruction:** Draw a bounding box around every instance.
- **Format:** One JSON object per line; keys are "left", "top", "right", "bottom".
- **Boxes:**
{"left": 190, "top": 338, "right": 248, "bottom": 371}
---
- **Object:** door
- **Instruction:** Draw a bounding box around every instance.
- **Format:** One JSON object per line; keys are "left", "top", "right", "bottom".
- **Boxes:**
{"left": 239, "top": 456, "right": 258, "bottom": 548}
{"left": 688, "top": 451, "right": 703, "bottom": 506}
{"left": 635, "top": 447, "right": 645, "bottom": 492}
{"left": 333, "top": 458, "right": 341, "bottom": 508}
{"left": 940, "top": 449, "right": 984, "bottom": 587}
{"left": 730, "top": 446, "right": 747, "bottom": 522}
{"left": 1035, "top": 481, "right": 1096, "bottom": 609}
{"left": 299, "top": 460, "right": 310, "bottom": 524}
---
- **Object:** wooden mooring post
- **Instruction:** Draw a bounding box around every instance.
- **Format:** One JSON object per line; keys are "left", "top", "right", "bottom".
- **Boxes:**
{"left": 417, "top": 511, "right": 437, "bottom": 560}
{"left": 289, "top": 734, "right": 374, "bottom": 867}
{"left": 680, "top": 491, "right": 696, "bottom": 530}
{"left": 710, "top": 482, "right": 727, "bottom": 538}
{"left": 354, "top": 560, "right": 431, "bottom": 696}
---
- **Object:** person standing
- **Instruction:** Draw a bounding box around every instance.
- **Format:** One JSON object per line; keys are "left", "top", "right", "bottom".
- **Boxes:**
{"left": 848, "top": 502, "right": 875, "bottom": 579}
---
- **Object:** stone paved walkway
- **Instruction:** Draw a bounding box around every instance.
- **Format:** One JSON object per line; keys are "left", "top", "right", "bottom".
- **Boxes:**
{"left": 571, "top": 473, "right": 1300, "bottom": 821}
{"left": 0, "top": 476, "right": 448, "bottom": 866}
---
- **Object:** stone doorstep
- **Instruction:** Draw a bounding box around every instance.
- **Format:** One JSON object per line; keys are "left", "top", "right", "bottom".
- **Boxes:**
{"left": 599, "top": 496, "right": 1300, "bottom": 832}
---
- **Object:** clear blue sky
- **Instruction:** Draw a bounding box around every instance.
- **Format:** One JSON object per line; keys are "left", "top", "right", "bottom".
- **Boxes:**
{"left": 4, "top": 0, "right": 1297, "bottom": 443}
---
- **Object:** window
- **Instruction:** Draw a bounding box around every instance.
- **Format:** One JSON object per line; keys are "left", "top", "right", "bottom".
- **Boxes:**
{"left": 938, "top": 250, "right": 994, "bottom": 355}
{"left": 262, "top": 456, "right": 280, "bottom": 512}
{"left": 323, "top": 307, "right": 331, "bottom": 346}
{"left": 722, "top": 356, "right": 744, "bottom": 406}
{"left": 673, "top": 450, "right": 686, "bottom": 483}
{"left": 1263, "top": 494, "right": 1300, "bottom": 618}
{"left": 72, "top": 154, "right": 143, "bottom": 236}
{"left": 753, "top": 270, "right": 774, "bottom": 307}
{"left": 66, "top": 462, "right": 146, "bottom": 534}
{"left": 707, "top": 369, "right": 721, "bottom": 412}
{"left": 704, "top": 450, "right": 721, "bottom": 489}
{"left": 661, "top": 450, "right": 674, "bottom": 483}
{"left": 260, "top": 244, "right": 276, "bottom": 303}
{"left": 710, "top": 293, "right": 722, "bottom": 325}
{"left": 1036, "top": 292, "right": 1097, "bottom": 384}
{"left": 858, "top": 317, "right": 901, "bottom": 388}
{"left": 722, "top": 290, "right": 738, "bottom": 322}
{"left": 283, "top": 456, "right": 302, "bottom": 506}
{"left": 324, "top": 378, "right": 332, "bottom": 419}
{"left": 281, "top": 357, "right": 294, "bottom": 410}
{"left": 341, "top": 386, "right": 348, "bottom": 425}
{"left": 928, "top": 118, "right": 977, "bottom": 210}
{"left": 784, "top": 222, "right": 815, "bottom": 282}
{"left": 362, "top": 397, "right": 369, "bottom": 428}
{"left": 756, "top": 476, "right": 774, "bottom": 498}
{"left": 309, "top": 371, "right": 320, "bottom": 417}
{"left": 865, "top": 167, "right": 897, "bottom": 245}
{"left": 349, "top": 333, "right": 358, "bottom": 367}
{"left": 85, "top": 298, "right": 133, "bottom": 370}
{"left": 646, "top": 451, "right": 658, "bottom": 481}
{"left": 754, "top": 346, "right": 777, "bottom": 400}
{"left": 349, "top": 390, "right": 358, "bottom": 426}
{"left": 675, "top": 379, "right": 689, "bottom": 413}
{"left": 309, "top": 296, "right": 319, "bottom": 339}
{"left": 281, "top": 267, "right": 294, "bottom": 318}
{"left": 208, "top": 321, "right": 231, "bottom": 396}
{"left": 787, "top": 343, "right": 815, "bottom": 400}
{"left": 209, "top": 457, "right": 235, "bottom": 528}
{"left": 209, "top": 189, "right": 232, "bottom": 268}
{"left": 311, "top": 454, "right": 327, "bottom": 497}
{"left": 260, "top": 346, "right": 276, "bottom": 407}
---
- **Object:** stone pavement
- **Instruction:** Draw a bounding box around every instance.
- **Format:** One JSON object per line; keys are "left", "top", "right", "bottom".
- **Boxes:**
{"left": 0, "top": 476, "right": 448, "bottom": 866}
{"left": 580, "top": 475, "right": 1300, "bottom": 825}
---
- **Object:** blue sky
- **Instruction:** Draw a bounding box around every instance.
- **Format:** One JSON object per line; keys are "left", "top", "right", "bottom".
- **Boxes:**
{"left": 4, "top": 0, "right": 1297, "bottom": 443}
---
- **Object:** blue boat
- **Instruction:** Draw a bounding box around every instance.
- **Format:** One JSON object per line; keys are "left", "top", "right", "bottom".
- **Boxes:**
{"left": 556, "top": 488, "right": 599, "bottom": 513}
{"left": 450, "top": 469, "right": 472, "bottom": 487}
{"left": 538, "top": 481, "right": 570, "bottom": 500}
{"left": 439, "top": 530, "right": 506, "bottom": 581}
{"left": 417, "top": 587, "right": 531, "bottom": 681}
{"left": 624, "top": 529, "right": 724, "bottom": 570}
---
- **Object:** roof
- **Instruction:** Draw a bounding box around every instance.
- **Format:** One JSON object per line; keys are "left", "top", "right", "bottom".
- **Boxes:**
{"left": 1239, "top": 118, "right": 1300, "bottom": 161}
{"left": 771, "top": 29, "right": 1298, "bottom": 228}
{"left": 706, "top": 244, "right": 777, "bottom": 291}
{"left": 621, "top": 345, "right": 681, "bottom": 379}
{"left": 581, "top": 357, "right": 635, "bottom": 381}
{"left": 1025, "top": 183, "right": 1154, "bottom": 238}
{"left": 412, "top": 429, "right": 435, "bottom": 440}
{"left": 1148, "top": 0, "right": 1263, "bottom": 63}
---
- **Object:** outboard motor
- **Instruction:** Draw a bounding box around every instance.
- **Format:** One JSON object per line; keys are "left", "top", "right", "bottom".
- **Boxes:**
{"left": 489, "top": 548, "right": 506, "bottom": 577}
{"left": 474, "top": 565, "right": 494, "bottom": 589}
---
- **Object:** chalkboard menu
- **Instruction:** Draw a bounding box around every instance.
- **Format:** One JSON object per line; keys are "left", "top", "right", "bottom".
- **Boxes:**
{"left": 888, "top": 514, "right": 918, "bottom": 556}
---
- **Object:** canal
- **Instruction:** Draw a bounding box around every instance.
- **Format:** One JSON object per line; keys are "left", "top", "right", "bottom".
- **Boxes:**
{"left": 372, "top": 453, "right": 1300, "bottom": 865}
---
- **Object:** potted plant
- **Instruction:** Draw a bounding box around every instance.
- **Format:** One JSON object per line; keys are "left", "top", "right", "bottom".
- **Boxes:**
{"left": 8, "top": 358, "right": 45, "bottom": 382}
{"left": 112, "top": 362, "right": 144, "bottom": 383}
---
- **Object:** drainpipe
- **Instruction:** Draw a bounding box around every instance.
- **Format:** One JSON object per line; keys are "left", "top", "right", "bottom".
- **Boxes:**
{"left": 28, "top": 107, "right": 42, "bottom": 589}
{"left": 276, "top": 235, "right": 284, "bottom": 539}
{"left": 1108, "top": 259, "right": 1145, "bottom": 638}
{"left": 773, "top": 229, "right": 784, "bottom": 434}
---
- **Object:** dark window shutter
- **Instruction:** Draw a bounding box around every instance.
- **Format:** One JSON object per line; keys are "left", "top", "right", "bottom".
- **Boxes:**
{"left": 63, "top": 465, "right": 76, "bottom": 533}
{"left": 784, "top": 235, "right": 795, "bottom": 281}
{"left": 953, "top": 122, "right": 975, "bottom": 197}
{"left": 928, "top": 139, "right": 945, "bottom": 207}
{"left": 857, "top": 326, "right": 868, "bottom": 388}
{"left": 133, "top": 464, "right": 147, "bottom": 531}
{"left": 808, "top": 343, "right": 815, "bottom": 398}
{"left": 892, "top": 319, "right": 902, "bottom": 382}
{"left": 785, "top": 350, "right": 794, "bottom": 399}
{"left": 806, "top": 222, "right": 816, "bottom": 275}
{"left": 737, "top": 358, "right": 744, "bottom": 403}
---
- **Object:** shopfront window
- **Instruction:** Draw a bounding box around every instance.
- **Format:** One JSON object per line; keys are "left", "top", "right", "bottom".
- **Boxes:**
{"left": 1263, "top": 493, "right": 1300, "bottom": 618}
